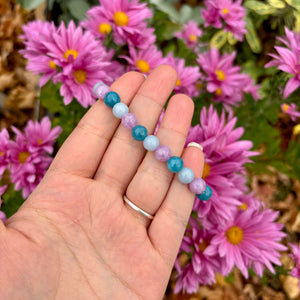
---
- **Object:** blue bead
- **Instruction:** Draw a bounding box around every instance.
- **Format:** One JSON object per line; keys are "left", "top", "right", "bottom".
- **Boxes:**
{"left": 104, "top": 91, "right": 120, "bottom": 108}
{"left": 178, "top": 167, "right": 194, "bottom": 184}
{"left": 196, "top": 185, "right": 212, "bottom": 201}
{"left": 143, "top": 135, "right": 159, "bottom": 151}
{"left": 132, "top": 125, "right": 148, "bottom": 141}
{"left": 112, "top": 102, "right": 129, "bottom": 119}
{"left": 167, "top": 156, "right": 184, "bottom": 173}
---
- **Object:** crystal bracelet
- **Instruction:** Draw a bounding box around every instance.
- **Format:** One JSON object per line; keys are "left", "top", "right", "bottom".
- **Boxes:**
{"left": 93, "top": 82, "right": 212, "bottom": 201}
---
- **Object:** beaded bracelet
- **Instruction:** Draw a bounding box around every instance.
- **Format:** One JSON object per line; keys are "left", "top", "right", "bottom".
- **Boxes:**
{"left": 93, "top": 82, "right": 212, "bottom": 202}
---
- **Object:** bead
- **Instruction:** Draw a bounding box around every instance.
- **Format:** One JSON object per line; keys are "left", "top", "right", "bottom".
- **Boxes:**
{"left": 178, "top": 167, "right": 194, "bottom": 184}
{"left": 93, "top": 82, "right": 110, "bottom": 99}
{"left": 167, "top": 156, "right": 183, "bottom": 173}
{"left": 143, "top": 135, "right": 159, "bottom": 151}
{"left": 155, "top": 145, "right": 171, "bottom": 162}
{"left": 132, "top": 125, "right": 148, "bottom": 141}
{"left": 104, "top": 91, "right": 120, "bottom": 108}
{"left": 196, "top": 185, "right": 212, "bottom": 201}
{"left": 112, "top": 102, "right": 129, "bottom": 119}
{"left": 189, "top": 178, "right": 206, "bottom": 194}
{"left": 122, "top": 113, "right": 138, "bottom": 129}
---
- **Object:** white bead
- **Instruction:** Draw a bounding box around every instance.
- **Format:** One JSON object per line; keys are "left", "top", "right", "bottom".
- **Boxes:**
{"left": 112, "top": 103, "right": 129, "bottom": 119}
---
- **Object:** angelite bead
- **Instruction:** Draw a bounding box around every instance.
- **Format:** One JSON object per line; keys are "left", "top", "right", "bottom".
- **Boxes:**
{"left": 112, "top": 102, "right": 128, "bottom": 119}
{"left": 155, "top": 145, "right": 171, "bottom": 162}
{"left": 189, "top": 178, "right": 206, "bottom": 194}
{"left": 196, "top": 185, "right": 212, "bottom": 201}
{"left": 143, "top": 135, "right": 159, "bottom": 151}
{"left": 167, "top": 156, "right": 184, "bottom": 173}
{"left": 104, "top": 91, "right": 120, "bottom": 108}
{"left": 93, "top": 82, "right": 110, "bottom": 99}
{"left": 178, "top": 167, "right": 194, "bottom": 184}
{"left": 132, "top": 125, "right": 148, "bottom": 141}
{"left": 122, "top": 113, "right": 138, "bottom": 130}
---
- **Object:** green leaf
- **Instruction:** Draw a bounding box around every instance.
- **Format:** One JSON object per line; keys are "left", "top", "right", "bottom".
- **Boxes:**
{"left": 210, "top": 30, "right": 227, "bottom": 49}
{"left": 245, "top": 17, "right": 262, "bottom": 53}
{"left": 286, "top": 0, "right": 300, "bottom": 11}
{"left": 267, "top": 0, "right": 286, "bottom": 9}
{"left": 17, "top": 0, "right": 45, "bottom": 10}
{"left": 149, "top": 0, "right": 180, "bottom": 22}
{"left": 67, "top": 0, "right": 90, "bottom": 21}
{"left": 1, "top": 186, "right": 24, "bottom": 218}
{"left": 244, "top": 0, "right": 277, "bottom": 15}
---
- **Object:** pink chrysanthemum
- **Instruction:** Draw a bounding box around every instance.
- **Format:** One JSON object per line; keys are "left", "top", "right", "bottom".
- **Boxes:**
{"left": 265, "top": 27, "right": 300, "bottom": 98}
{"left": 201, "top": 0, "right": 247, "bottom": 41}
{"left": 0, "top": 128, "right": 10, "bottom": 177}
{"left": 289, "top": 242, "right": 300, "bottom": 288}
{"left": 81, "top": 0, "right": 153, "bottom": 46}
{"left": 205, "top": 208, "right": 286, "bottom": 278}
{"left": 121, "top": 45, "right": 168, "bottom": 75}
{"left": 166, "top": 52, "right": 202, "bottom": 97}
{"left": 174, "top": 20, "right": 202, "bottom": 49}
{"left": 281, "top": 103, "right": 300, "bottom": 121}
{"left": 197, "top": 48, "right": 260, "bottom": 107}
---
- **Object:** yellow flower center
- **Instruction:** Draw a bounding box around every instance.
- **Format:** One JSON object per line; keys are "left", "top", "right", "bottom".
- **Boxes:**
{"left": 99, "top": 23, "right": 112, "bottom": 34}
{"left": 226, "top": 225, "right": 243, "bottom": 245}
{"left": 113, "top": 11, "right": 129, "bottom": 26}
{"left": 202, "top": 163, "right": 210, "bottom": 178}
{"left": 215, "top": 70, "right": 226, "bottom": 81}
{"left": 136, "top": 60, "right": 150, "bottom": 73}
{"left": 63, "top": 49, "right": 79, "bottom": 60}
{"left": 0, "top": 151, "right": 4, "bottom": 156}
{"left": 282, "top": 104, "right": 290, "bottom": 111}
{"left": 73, "top": 70, "right": 87, "bottom": 84}
{"left": 176, "top": 79, "right": 181, "bottom": 86}
{"left": 189, "top": 34, "right": 196, "bottom": 42}
{"left": 38, "top": 138, "right": 43, "bottom": 145}
{"left": 198, "top": 239, "right": 208, "bottom": 252}
{"left": 216, "top": 87, "right": 223, "bottom": 96}
{"left": 49, "top": 60, "right": 57, "bottom": 69}
{"left": 222, "top": 8, "right": 229, "bottom": 14}
{"left": 238, "top": 203, "right": 248, "bottom": 211}
{"left": 293, "top": 124, "right": 300, "bottom": 135}
{"left": 18, "top": 151, "right": 30, "bottom": 164}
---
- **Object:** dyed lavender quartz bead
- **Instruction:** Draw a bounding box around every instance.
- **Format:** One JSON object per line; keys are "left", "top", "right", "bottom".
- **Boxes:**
{"left": 122, "top": 113, "right": 138, "bottom": 129}
{"left": 189, "top": 178, "right": 206, "bottom": 194}
{"left": 93, "top": 82, "right": 110, "bottom": 99}
{"left": 155, "top": 145, "right": 171, "bottom": 162}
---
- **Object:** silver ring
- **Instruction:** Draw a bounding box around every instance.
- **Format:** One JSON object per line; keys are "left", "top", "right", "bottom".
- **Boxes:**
{"left": 123, "top": 195, "right": 154, "bottom": 220}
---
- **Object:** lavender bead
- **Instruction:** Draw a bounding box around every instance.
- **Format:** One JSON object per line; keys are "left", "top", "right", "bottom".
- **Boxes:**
{"left": 189, "top": 178, "right": 206, "bottom": 194}
{"left": 155, "top": 145, "right": 171, "bottom": 162}
{"left": 121, "top": 113, "right": 138, "bottom": 129}
{"left": 93, "top": 82, "right": 110, "bottom": 99}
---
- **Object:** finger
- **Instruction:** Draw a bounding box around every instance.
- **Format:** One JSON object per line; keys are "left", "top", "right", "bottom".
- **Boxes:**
{"left": 94, "top": 65, "right": 178, "bottom": 194}
{"left": 49, "top": 71, "right": 145, "bottom": 177}
{"left": 125, "top": 93, "right": 194, "bottom": 217}
{"left": 148, "top": 145, "right": 204, "bottom": 266}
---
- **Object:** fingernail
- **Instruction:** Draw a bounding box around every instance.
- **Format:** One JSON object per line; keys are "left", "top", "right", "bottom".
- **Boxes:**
{"left": 187, "top": 142, "right": 203, "bottom": 151}
{"left": 142, "top": 73, "right": 147, "bottom": 79}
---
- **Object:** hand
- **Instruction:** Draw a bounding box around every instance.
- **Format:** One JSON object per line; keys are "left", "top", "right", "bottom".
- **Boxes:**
{"left": 0, "top": 65, "right": 204, "bottom": 299}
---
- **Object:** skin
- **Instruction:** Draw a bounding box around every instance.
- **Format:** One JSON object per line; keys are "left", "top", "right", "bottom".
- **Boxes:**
{"left": 0, "top": 65, "right": 204, "bottom": 300}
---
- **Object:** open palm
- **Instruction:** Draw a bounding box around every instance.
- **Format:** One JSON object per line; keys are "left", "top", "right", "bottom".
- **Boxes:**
{"left": 0, "top": 66, "right": 204, "bottom": 300}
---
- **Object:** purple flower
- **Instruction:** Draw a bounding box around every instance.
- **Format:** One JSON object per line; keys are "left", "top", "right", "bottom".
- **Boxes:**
{"left": 174, "top": 20, "right": 202, "bottom": 49}
{"left": 289, "top": 242, "right": 300, "bottom": 289}
{"left": 265, "top": 27, "right": 300, "bottom": 98}
{"left": 0, "top": 128, "right": 10, "bottom": 177}
{"left": 201, "top": 0, "right": 247, "bottom": 41}
{"left": 281, "top": 103, "right": 300, "bottom": 121}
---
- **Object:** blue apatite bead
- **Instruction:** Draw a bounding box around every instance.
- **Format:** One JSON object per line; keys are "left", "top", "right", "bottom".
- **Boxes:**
{"left": 112, "top": 102, "right": 129, "bottom": 119}
{"left": 143, "top": 135, "right": 159, "bottom": 151}
{"left": 178, "top": 167, "right": 194, "bottom": 184}
{"left": 104, "top": 91, "right": 120, "bottom": 108}
{"left": 167, "top": 156, "right": 184, "bottom": 173}
{"left": 132, "top": 125, "right": 148, "bottom": 141}
{"left": 196, "top": 185, "right": 212, "bottom": 201}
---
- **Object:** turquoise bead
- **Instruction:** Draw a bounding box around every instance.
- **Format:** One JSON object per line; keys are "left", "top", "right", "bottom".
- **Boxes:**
{"left": 143, "top": 135, "right": 159, "bottom": 151}
{"left": 104, "top": 91, "right": 120, "bottom": 108}
{"left": 196, "top": 185, "right": 212, "bottom": 201}
{"left": 167, "top": 156, "right": 183, "bottom": 173}
{"left": 112, "top": 102, "right": 128, "bottom": 118}
{"left": 132, "top": 125, "right": 148, "bottom": 141}
{"left": 178, "top": 167, "right": 194, "bottom": 184}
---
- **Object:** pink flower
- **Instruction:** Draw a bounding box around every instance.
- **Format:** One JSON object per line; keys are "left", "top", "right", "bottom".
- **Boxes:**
{"left": 81, "top": 0, "right": 153, "bottom": 46}
{"left": 0, "top": 128, "right": 10, "bottom": 177}
{"left": 205, "top": 208, "right": 286, "bottom": 278}
{"left": 121, "top": 45, "right": 168, "bottom": 75}
{"left": 281, "top": 103, "right": 300, "bottom": 121}
{"left": 289, "top": 242, "right": 300, "bottom": 289}
{"left": 265, "top": 27, "right": 300, "bottom": 98}
{"left": 166, "top": 52, "right": 202, "bottom": 97}
{"left": 197, "top": 48, "right": 260, "bottom": 107}
{"left": 174, "top": 20, "right": 202, "bottom": 49}
{"left": 201, "top": 0, "right": 247, "bottom": 41}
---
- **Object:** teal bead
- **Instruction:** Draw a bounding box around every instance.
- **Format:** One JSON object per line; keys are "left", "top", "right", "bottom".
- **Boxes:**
{"left": 167, "top": 156, "right": 183, "bottom": 173}
{"left": 196, "top": 185, "right": 212, "bottom": 201}
{"left": 143, "top": 135, "right": 159, "bottom": 151}
{"left": 178, "top": 167, "right": 194, "bottom": 184}
{"left": 104, "top": 91, "right": 120, "bottom": 108}
{"left": 132, "top": 125, "right": 148, "bottom": 141}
